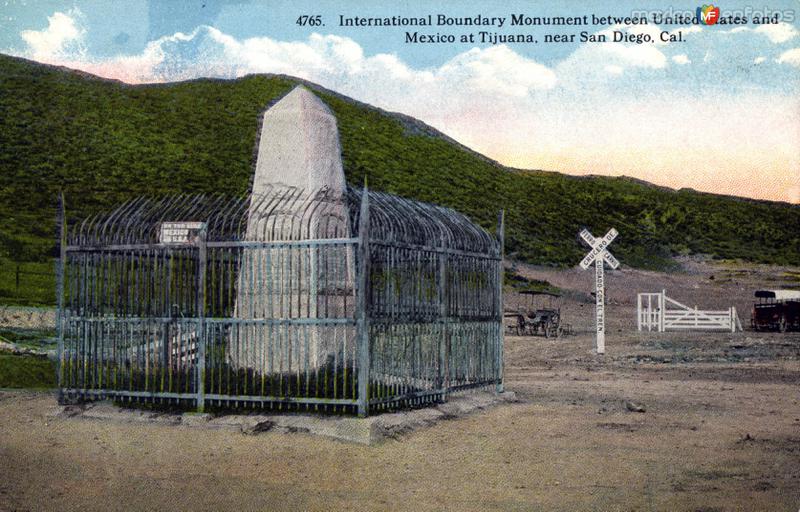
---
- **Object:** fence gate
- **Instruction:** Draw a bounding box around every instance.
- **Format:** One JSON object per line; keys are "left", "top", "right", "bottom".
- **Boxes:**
{"left": 637, "top": 289, "right": 742, "bottom": 332}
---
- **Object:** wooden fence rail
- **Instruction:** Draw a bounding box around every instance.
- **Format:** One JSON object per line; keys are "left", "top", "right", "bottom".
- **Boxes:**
{"left": 637, "top": 289, "right": 742, "bottom": 333}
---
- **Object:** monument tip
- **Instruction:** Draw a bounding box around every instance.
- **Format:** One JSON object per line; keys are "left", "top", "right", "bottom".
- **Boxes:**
{"left": 252, "top": 80, "right": 345, "bottom": 195}
{"left": 269, "top": 84, "right": 331, "bottom": 116}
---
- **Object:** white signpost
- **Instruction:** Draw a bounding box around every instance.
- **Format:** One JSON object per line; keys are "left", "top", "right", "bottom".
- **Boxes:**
{"left": 579, "top": 228, "right": 619, "bottom": 354}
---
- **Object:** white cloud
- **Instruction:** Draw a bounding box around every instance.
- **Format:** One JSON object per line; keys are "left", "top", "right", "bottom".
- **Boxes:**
{"left": 552, "top": 24, "right": 668, "bottom": 90}
{"left": 776, "top": 47, "right": 800, "bottom": 67}
{"left": 604, "top": 42, "right": 667, "bottom": 68}
{"left": 672, "top": 54, "right": 690, "bottom": 65}
{"left": 19, "top": 9, "right": 85, "bottom": 62}
{"left": 681, "top": 26, "right": 703, "bottom": 35}
{"left": 436, "top": 46, "right": 556, "bottom": 96}
{"left": 593, "top": 24, "right": 669, "bottom": 64}
{"left": 755, "top": 22, "right": 798, "bottom": 44}
{"left": 754, "top": 56, "right": 766, "bottom": 64}
{"left": 724, "top": 22, "right": 798, "bottom": 44}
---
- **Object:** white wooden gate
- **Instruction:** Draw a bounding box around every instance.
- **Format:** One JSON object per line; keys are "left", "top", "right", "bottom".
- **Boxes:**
{"left": 637, "top": 289, "right": 742, "bottom": 332}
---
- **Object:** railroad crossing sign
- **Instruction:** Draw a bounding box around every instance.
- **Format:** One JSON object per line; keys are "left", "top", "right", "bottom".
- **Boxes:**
{"left": 579, "top": 228, "right": 619, "bottom": 354}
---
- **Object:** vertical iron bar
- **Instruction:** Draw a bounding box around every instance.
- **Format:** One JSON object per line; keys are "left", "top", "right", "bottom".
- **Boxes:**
{"left": 495, "top": 210, "right": 504, "bottom": 393}
{"left": 438, "top": 246, "right": 449, "bottom": 400}
{"left": 196, "top": 228, "right": 207, "bottom": 412}
{"left": 56, "top": 193, "right": 67, "bottom": 393}
{"left": 357, "top": 185, "right": 371, "bottom": 417}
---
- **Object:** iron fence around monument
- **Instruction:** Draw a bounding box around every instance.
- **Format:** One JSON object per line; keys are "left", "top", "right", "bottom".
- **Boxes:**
{"left": 56, "top": 186, "right": 504, "bottom": 415}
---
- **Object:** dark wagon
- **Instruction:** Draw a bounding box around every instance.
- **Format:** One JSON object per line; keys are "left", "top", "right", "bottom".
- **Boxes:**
{"left": 504, "top": 290, "right": 564, "bottom": 338}
{"left": 751, "top": 290, "right": 800, "bottom": 332}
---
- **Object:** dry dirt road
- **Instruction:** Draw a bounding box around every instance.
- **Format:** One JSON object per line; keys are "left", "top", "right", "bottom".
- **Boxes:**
{"left": 1, "top": 329, "right": 798, "bottom": 511}
{"left": 1, "top": 259, "right": 799, "bottom": 511}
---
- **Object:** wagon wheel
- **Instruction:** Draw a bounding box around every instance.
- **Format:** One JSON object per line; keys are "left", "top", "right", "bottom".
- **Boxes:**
{"left": 544, "top": 323, "right": 553, "bottom": 338}
{"left": 506, "top": 320, "right": 520, "bottom": 336}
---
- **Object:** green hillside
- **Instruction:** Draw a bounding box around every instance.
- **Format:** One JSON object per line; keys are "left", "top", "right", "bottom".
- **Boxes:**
{"left": 1, "top": 53, "right": 798, "bottom": 302}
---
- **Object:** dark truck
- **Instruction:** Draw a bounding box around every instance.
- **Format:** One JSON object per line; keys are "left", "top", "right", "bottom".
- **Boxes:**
{"left": 751, "top": 290, "right": 800, "bottom": 332}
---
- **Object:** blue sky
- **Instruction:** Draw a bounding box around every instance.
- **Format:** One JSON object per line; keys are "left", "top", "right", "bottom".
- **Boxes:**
{"left": 1, "top": 0, "right": 799, "bottom": 202}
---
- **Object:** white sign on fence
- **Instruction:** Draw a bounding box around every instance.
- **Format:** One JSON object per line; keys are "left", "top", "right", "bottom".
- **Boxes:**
{"left": 159, "top": 222, "right": 206, "bottom": 244}
{"left": 579, "top": 228, "right": 619, "bottom": 354}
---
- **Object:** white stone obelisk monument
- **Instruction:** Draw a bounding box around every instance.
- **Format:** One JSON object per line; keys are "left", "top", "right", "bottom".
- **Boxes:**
{"left": 231, "top": 85, "right": 351, "bottom": 372}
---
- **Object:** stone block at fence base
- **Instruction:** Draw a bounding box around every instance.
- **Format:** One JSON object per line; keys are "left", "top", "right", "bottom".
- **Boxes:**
{"left": 64, "top": 401, "right": 182, "bottom": 425}
{"left": 201, "top": 390, "right": 518, "bottom": 444}
{"left": 51, "top": 391, "right": 518, "bottom": 445}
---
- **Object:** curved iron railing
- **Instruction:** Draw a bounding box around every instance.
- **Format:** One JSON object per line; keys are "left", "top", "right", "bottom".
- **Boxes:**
{"left": 57, "top": 186, "right": 503, "bottom": 415}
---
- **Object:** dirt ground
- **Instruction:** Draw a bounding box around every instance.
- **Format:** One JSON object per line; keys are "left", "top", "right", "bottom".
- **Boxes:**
{"left": 1, "top": 259, "right": 799, "bottom": 511}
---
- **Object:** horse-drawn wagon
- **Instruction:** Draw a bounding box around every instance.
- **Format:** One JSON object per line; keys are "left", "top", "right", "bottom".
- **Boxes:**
{"left": 504, "top": 290, "right": 566, "bottom": 337}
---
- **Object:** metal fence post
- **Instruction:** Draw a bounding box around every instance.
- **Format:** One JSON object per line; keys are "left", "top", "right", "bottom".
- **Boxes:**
{"left": 196, "top": 227, "right": 207, "bottom": 413}
{"left": 495, "top": 210, "right": 505, "bottom": 393}
{"left": 56, "top": 192, "right": 67, "bottom": 393}
{"left": 357, "top": 185, "right": 371, "bottom": 417}
{"left": 437, "top": 237, "right": 449, "bottom": 401}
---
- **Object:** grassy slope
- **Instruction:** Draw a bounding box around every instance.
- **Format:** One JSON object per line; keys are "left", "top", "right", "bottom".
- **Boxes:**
{"left": 1, "top": 54, "right": 799, "bottom": 298}
{"left": 0, "top": 353, "right": 55, "bottom": 388}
